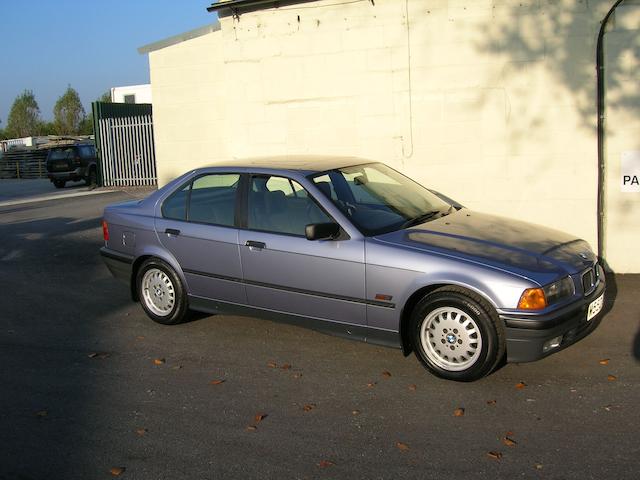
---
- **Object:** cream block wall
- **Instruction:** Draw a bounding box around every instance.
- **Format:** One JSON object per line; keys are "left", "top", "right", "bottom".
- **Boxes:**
{"left": 148, "top": 0, "right": 640, "bottom": 272}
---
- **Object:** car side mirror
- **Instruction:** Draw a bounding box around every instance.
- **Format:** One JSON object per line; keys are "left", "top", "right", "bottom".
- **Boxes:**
{"left": 305, "top": 222, "right": 340, "bottom": 241}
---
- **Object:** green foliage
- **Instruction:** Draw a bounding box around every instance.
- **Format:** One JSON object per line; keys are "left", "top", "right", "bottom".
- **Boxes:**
{"left": 38, "top": 121, "right": 58, "bottom": 136}
{"left": 98, "top": 91, "right": 112, "bottom": 103}
{"left": 53, "top": 86, "right": 86, "bottom": 135}
{"left": 6, "top": 90, "right": 41, "bottom": 138}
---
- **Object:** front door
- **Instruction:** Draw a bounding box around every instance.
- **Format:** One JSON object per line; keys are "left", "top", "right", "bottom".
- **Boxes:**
{"left": 155, "top": 173, "right": 246, "bottom": 304}
{"left": 238, "top": 174, "right": 366, "bottom": 326}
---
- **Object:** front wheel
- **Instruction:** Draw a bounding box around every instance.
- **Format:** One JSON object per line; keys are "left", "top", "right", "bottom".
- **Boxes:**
{"left": 136, "top": 258, "right": 189, "bottom": 325}
{"left": 53, "top": 179, "right": 66, "bottom": 189}
{"left": 411, "top": 287, "right": 505, "bottom": 382}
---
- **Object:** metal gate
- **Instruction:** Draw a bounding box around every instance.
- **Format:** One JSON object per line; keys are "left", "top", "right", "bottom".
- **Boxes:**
{"left": 92, "top": 102, "right": 157, "bottom": 187}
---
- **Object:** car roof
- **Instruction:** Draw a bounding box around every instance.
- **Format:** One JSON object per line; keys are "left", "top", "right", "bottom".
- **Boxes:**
{"left": 200, "top": 156, "right": 375, "bottom": 174}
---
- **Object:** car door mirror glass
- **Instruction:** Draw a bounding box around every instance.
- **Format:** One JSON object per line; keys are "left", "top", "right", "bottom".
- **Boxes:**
{"left": 305, "top": 222, "right": 340, "bottom": 241}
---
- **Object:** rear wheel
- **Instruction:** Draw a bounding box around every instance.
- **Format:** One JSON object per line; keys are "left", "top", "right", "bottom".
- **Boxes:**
{"left": 86, "top": 167, "right": 97, "bottom": 187}
{"left": 53, "top": 179, "right": 66, "bottom": 189}
{"left": 136, "top": 258, "right": 189, "bottom": 325}
{"left": 411, "top": 287, "right": 505, "bottom": 382}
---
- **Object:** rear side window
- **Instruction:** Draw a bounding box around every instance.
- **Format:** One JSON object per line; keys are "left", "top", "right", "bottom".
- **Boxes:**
{"left": 78, "top": 145, "right": 95, "bottom": 159}
{"left": 162, "top": 184, "right": 190, "bottom": 221}
{"left": 188, "top": 174, "right": 239, "bottom": 226}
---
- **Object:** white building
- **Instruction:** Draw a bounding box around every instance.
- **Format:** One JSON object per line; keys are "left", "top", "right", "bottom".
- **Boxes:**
{"left": 110, "top": 84, "right": 152, "bottom": 104}
{"left": 139, "top": 0, "right": 640, "bottom": 273}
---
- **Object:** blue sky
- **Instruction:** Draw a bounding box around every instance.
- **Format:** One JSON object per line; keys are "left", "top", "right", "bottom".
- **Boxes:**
{"left": 0, "top": 1, "right": 217, "bottom": 126}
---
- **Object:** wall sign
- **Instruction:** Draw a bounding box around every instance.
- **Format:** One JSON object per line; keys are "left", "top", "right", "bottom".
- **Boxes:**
{"left": 621, "top": 151, "right": 640, "bottom": 192}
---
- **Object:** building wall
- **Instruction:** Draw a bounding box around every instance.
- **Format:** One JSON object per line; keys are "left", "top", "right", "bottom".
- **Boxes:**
{"left": 111, "top": 84, "right": 153, "bottom": 104}
{"left": 148, "top": 0, "right": 640, "bottom": 272}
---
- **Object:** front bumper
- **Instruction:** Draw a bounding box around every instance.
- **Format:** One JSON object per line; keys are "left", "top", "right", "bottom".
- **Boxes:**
{"left": 100, "top": 247, "right": 133, "bottom": 283}
{"left": 501, "top": 275, "right": 606, "bottom": 363}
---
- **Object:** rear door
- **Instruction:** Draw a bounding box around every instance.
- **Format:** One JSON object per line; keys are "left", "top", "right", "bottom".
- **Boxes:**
{"left": 155, "top": 173, "right": 246, "bottom": 304}
{"left": 237, "top": 174, "right": 366, "bottom": 325}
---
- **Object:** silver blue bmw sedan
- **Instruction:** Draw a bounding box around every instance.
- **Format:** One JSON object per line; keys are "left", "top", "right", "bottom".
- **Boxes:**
{"left": 100, "top": 157, "right": 606, "bottom": 381}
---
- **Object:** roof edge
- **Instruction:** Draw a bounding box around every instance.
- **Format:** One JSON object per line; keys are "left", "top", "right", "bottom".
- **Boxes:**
{"left": 138, "top": 22, "right": 221, "bottom": 55}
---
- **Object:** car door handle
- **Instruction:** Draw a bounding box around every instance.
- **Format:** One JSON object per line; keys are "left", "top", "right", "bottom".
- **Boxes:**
{"left": 245, "top": 240, "right": 266, "bottom": 250}
{"left": 165, "top": 228, "right": 181, "bottom": 236}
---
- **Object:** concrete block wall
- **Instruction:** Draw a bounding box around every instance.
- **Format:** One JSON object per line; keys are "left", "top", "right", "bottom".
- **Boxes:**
{"left": 148, "top": 0, "right": 640, "bottom": 272}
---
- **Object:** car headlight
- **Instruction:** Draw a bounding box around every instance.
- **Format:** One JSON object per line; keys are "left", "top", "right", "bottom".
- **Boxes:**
{"left": 518, "top": 277, "right": 575, "bottom": 310}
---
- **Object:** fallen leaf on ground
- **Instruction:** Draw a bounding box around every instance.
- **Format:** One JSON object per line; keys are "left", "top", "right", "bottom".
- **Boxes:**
{"left": 607, "top": 374, "right": 617, "bottom": 381}
{"left": 502, "top": 437, "right": 517, "bottom": 447}
{"left": 136, "top": 336, "right": 145, "bottom": 340}
{"left": 396, "top": 442, "right": 410, "bottom": 451}
{"left": 135, "top": 428, "right": 147, "bottom": 436}
{"left": 210, "top": 379, "right": 226, "bottom": 385}
{"left": 535, "top": 464, "right": 544, "bottom": 470}
{"left": 246, "top": 425, "right": 257, "bottom": 431}
{"left": 515, "top": 382, "right": 527, "bottom": 389}
{"left": 486, "top": 399, "right": 496, "bottom": 406}
{"left": 35, "top": 410, "right": 48, "bottom": 417}
{"left": 281, "top": 363, "right": 291, "bottom": 370}
{"left": 303, "top": 404, "right": 316, "bottom": 412}
{"left": 487, "top": 451, "right": 503, "bottom": 460}
{"left": 318, "top": 460, "right": 334, "bottom": 468}
{"left": 603, "top": 405, "right": 612, "bottom": 411}
{"left": 382, "top": 371, "right": 391, "bottom": 378}
{"left": 408, "top": 384, "right": 417, "bottom": 391}
{"left": 351, "top": 410, "right": 361, "bottom": 416}
{"left": 88, "top": 352, "right": 110, "bottom": 359}
{"left": 110, "top": 467, "right": 125, "bottom": 476}
{"left": 366, "top": 381, "right": 377, "bottom": 388}
{"left": 599, "top": 358, "right": 609, "bottom": 365}
{"left": 254, "top": 413, "right": 268, "bottom": 423}
{"left": 267, "top": 361, "right": 277, "bottom": 368}
{"left": 453, "top": 407, "right": 465, "bottom": 417}
{"left": 153, "top": 358, "right": 165, "bottom": 365}
{"left": 293, "top": 373, "right": 302, "bottom": 379}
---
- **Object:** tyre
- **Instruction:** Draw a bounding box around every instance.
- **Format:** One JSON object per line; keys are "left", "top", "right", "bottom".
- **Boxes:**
{"left": 86, "top": 167, "right": 97, "bottom": 187}
{"left": 411, "top": 287, "right": 505, "bottom": 382}
{"left": 53, "top": 179, "right": 66, "bottom": 189}
{"left": 136, "top": 258, "right": 189, "bottom": 325}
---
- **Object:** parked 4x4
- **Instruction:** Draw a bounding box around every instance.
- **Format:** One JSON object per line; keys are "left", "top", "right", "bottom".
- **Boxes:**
{"left": 46, "top": 143, "right": 98, "bottom": 188}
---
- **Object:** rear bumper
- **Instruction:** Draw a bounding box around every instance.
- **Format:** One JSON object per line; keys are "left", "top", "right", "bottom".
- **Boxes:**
{"left": 501, "top": 275, "right": 606, "bottom": 363}
{"left": 47, "top": 167, "right": 86, "bottom": 181}
{"left": 100, "top": 247, "right": 133, "bottom": 283}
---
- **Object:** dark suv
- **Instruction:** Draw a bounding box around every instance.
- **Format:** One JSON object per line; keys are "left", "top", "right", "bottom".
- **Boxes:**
{"left": 46, "top": 143, "right": 98, "bottom": 188}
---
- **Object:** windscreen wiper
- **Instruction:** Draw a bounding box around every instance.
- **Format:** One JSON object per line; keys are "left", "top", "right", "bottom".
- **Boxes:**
{"left": 401, "top": 210, "right": 442, "bottom": 229}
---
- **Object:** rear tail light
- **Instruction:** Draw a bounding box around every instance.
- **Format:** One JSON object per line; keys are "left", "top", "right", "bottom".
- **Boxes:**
{"left": 102, "top": 220, "right": 109, "bottom": 241}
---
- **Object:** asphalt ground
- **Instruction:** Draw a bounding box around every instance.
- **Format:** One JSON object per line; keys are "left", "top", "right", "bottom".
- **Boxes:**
{"left": 0, "top": 189, "right": 639, "bottom": 479}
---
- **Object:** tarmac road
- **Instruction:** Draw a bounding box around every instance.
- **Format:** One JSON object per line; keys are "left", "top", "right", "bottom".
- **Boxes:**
{"left": 0, "top": 189, "right": 639, "bottom": 479}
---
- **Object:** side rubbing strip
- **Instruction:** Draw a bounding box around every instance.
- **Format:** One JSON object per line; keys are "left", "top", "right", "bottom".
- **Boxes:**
{"left": 182, "top": 268, "right": 395, "bottom": 309}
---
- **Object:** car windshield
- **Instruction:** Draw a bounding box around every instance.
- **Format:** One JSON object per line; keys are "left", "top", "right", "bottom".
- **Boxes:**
{"left": 309, "top": 162, "right": 451, "bottom": 236}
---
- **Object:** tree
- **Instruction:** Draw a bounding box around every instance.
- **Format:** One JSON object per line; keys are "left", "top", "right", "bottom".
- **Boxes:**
{"left": 98, "top": 91, "right": 112, "bottom": 103}
{"left": 53, "top": 86, "right": 85, "bottom": 135}
{"left": 5, "top": 90, "right": 41, "bottom": 138}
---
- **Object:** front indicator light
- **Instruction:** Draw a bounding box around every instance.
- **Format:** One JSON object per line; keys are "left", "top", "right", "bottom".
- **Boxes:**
{"left": 518, "top": 288, "right": 547, "bottom": 310}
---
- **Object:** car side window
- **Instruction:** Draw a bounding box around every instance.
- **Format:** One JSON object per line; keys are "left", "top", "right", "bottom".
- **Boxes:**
{"left": 248, "top": 175, "right": 331, "bottom": 236}
{"left": 162, "top": 184, "right": 190, "bottom": 221}
{"left": 188, "top": 174, "right": 239, "bottom": 226}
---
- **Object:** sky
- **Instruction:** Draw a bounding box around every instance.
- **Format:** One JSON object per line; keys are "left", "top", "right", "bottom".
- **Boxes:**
{"left": 0, "top": 1, "right": 218, "bottom": 126}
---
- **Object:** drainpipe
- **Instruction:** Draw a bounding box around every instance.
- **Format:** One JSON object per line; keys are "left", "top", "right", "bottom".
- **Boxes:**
{"left": 596, "top": 0, "right": 625, "bottom": 265}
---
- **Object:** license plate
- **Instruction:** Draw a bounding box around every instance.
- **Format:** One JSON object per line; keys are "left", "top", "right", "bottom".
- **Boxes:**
{"left": 587, "top": 293, "right": 604, "bottom": 321}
